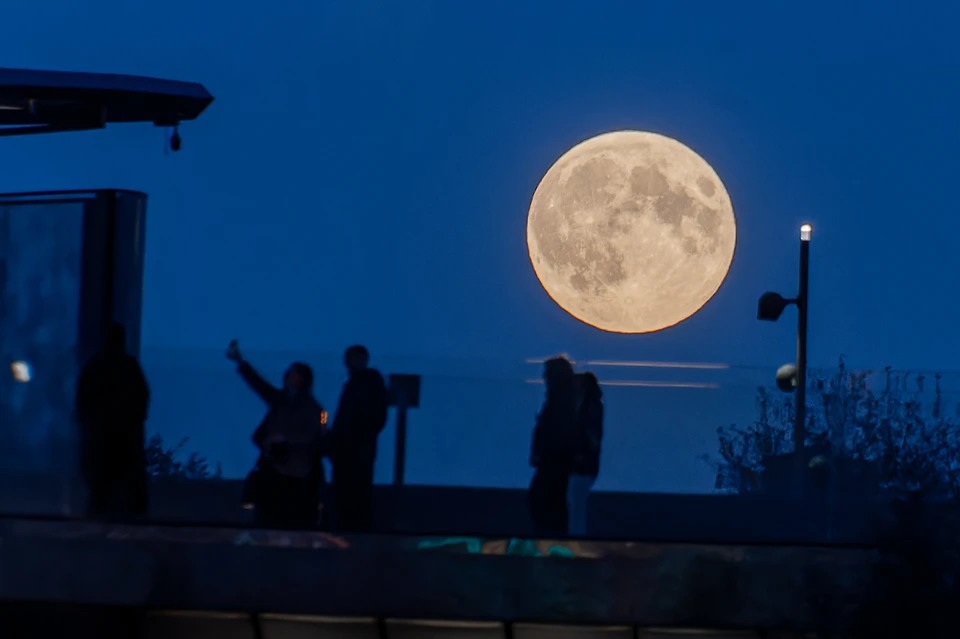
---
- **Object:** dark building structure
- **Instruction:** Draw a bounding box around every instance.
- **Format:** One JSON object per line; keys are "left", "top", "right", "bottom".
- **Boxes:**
{"left": 0, "top": 68, "right": 212, "bottom": 494}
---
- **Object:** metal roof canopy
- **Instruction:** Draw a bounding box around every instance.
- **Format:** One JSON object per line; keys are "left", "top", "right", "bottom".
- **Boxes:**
{"left": 0, "top": 68, "right": 213, "bottom": 137}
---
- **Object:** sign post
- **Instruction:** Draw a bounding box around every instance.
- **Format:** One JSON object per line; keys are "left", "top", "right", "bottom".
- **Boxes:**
{"left": 388, "top": 374, "right": 421, "bottom": 486}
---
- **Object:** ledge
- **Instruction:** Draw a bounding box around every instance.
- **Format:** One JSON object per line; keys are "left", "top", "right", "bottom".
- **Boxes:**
{"left": 0, "top": 518, "right": 875, "bottom": 629}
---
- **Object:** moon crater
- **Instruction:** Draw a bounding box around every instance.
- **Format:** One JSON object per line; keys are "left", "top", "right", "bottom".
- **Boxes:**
{"left": 527, "top": 131, "right": 736, "bottom": 333}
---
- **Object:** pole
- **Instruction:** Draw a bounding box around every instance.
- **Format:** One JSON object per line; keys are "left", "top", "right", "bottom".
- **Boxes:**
{"left": 794, "top": 229, "right": 811, "bottom": 497}
{"left": 393, "top": 398, "right": 408, "bottom": 486}
{"left": 0, "top": 211, "right": 8, "bottom": 470}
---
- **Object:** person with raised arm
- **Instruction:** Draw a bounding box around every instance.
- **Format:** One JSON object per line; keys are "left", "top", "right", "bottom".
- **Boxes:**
{"left": 227, "top": 339, "right": 326, "bottom": 530}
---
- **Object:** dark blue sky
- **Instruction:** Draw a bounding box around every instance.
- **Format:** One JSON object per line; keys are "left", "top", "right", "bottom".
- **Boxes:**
{"left": 3, "top": 1, "right": 959, "bottom": 371}
{"left": 3, "top": 2, "right": 960, "bottom": 491}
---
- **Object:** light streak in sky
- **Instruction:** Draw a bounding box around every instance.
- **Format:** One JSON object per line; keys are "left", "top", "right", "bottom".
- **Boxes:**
{"left": 524, "top": 358, "right": 729, "bottom": 371}
{"left": 523, "top": 378, "right": 719, "bottom": 390}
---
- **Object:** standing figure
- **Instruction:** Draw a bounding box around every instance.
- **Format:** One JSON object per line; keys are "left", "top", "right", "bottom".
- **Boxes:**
{"left": 568, "top": 372, "right": 604, "bottom": 536}
{"left": 528, "top": 356, "right": 578, "bottom": 536}
{"left": 75, "top": 323, "right": 150, "bottom": 519}
{"left": 227, "top": 340, "right": 326, "bottom": 530}
{"left": 326, "top": 345, "right": 388, "bottom": 532}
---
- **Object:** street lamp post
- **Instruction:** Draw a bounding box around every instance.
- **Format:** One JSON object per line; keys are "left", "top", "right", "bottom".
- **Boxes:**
{"left": 758, "top": 223, "right": 813, "bottom": 497}
{"left": 795, "top": 224, "right": 811, "bottom": 481}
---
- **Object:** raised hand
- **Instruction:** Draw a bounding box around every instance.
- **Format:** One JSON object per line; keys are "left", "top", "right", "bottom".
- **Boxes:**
{"left": 226, "top": 339, "right": 243, "bottom": 362}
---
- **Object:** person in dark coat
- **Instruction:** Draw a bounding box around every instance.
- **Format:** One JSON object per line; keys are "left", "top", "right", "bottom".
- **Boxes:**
{"left": 75, "top": 323, "right": 150, "bottom": 519}
{"left": 227, "top": 339, "right": 326, "bottom": 530}
{"left": 325, "top": 345, "right": 388, "bottom": 532}
{"left": 528, "top": 356, "right": 578, "bottom": 536}
{"left": 568, "top": 371, "right": 604, "bottom": 536}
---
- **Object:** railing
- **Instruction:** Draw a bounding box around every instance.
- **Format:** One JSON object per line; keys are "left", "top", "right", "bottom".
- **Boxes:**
{"left": 3, "top": 343, "right": 960, "bottom": 543}
{"left": 141, "top": 350, "right": 768, "bottom": 490}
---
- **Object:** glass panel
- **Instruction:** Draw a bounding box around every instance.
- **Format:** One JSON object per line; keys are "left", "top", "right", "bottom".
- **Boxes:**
{"left": 142, "top": 350, "right": 759, "bottom": 491}
{"left": 135, "top": 350, "right": 782, "bottom": 533}
{"left": 0, "top": 199, "right": 84, "bottom": 516}
{"left": 138, "top": 345, "right": 960, "bottom": 542}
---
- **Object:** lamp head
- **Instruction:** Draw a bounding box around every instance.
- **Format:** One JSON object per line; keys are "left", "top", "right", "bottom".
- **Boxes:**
{"left": 800, "top": 224, "right": 813, "bottom": 242}
{"left": 757, "top": 291, "right": 792, "bottom": 321}
{"left": 776, "top": 363, "right": 799, "bottom": 393}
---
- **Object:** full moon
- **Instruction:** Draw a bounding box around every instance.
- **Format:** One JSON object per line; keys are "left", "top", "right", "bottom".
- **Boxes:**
{"left": 526, "top": 130, "right": 736, "bottom": 333}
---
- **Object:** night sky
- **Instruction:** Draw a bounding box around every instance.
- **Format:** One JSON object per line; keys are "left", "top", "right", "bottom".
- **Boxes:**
{"left": 2, "top": 2, "right": 959, "bottom": 491}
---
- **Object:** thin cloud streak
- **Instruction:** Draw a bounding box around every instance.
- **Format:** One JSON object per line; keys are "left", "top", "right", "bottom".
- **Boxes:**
{"left": 524, "top": 378, "right": 720, "bottom": 389}
{"left": 524, "top": 358, "right": 729, "bottom": 370}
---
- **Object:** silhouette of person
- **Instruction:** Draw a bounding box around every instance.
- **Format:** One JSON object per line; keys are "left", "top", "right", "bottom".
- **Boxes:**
{"left": 326, "top": 345, "right": 388, "bottom": 532}
{"left": 528, "top": 356, "right": 578, "bottom": 536}
{"left": 568, "top": 371, "right": 604, "bottom": 536}
{"left": 75, "top": 323, "right": 150, "bottom": 519}
{"left": 227, "top": 339, "right": 326, "bottom": 530}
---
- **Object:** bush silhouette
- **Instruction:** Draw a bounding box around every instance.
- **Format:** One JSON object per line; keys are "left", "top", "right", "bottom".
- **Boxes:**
{"left": 144, "top": 433, "right": 222, "bottom": 480}
{"left": 704, "top": 356, "right": 960, "bottom": 498}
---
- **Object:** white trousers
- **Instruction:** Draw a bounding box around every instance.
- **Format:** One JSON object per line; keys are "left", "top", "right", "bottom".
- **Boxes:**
{"left": 567, "top": 473, "right": 595, "bottom": 536}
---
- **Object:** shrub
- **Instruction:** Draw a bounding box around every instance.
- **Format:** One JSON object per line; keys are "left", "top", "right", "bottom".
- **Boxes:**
{"left": 144, "top": 433, "right": 222, "bottom": 480}
{"left": 704, "top": 357, "right": 960, "bottom": 498}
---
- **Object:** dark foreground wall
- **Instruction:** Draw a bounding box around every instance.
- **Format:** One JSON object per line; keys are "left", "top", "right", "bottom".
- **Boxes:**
{"left": 0, "top": 609, "right": 805, "bottom": 639}
{"left": 149, "top": 480, "right": 883, "bottom": 545}
{"left": 0, "top": 518, "right": 875, "bottom": 632}
{"left": 0, "top": 475, "right": 891, "bottom": 545}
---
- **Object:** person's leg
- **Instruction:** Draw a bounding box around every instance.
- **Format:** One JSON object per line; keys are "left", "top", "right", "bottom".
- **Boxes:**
{"left": 252, "top": 469, "right": 285, "bottom": 529}
{"left": 566, "top": 474, "right": 594, "bottom": 536}
{"left": 93, "top": 456, "right": 127, "bottom": 521}
{"left": 267, "top": 475, "right": 320, "bottom": 530}
{"left": 85, "top": 473, "right": 109, "bottom": 518}
{"left": 352, "top": 480, "right": 374, "bottom": 531}
{"left": 332, "top": 477, "right": 362, "bottom": 532}
{"left": 130, "top": 426, "right": 148, "bottom": 517}
{"left": 332, "top": 461, "right": 376, "bottom": 533}
{"left": 551, "top": 469, "right": 571, "bottom": 535}
{"left": 535, "top": 466, "right": 569, "bottom": 536}
{"left": 334, "top": 481, "right": 373, "bottom": 532}
{"left": 82, "top": 429, "right": 109, "bottom": 518}
{"left": 114, "top": 445, "right": 148, "bottom": 520}
{"left": 291, "top": 480, "right": 321, "bottom": 530}
{"left": 528, "top": 468, "right": 547, "bottom": 533}
{"left": 566, "top": 474, "right": 582, "bottom": 536}
{"left": 331, "top": 468, "right": 349, "bottom": 532}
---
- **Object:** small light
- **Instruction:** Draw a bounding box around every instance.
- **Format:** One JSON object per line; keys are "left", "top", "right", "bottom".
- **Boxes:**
{"left": 10, "top": 361, "right": 31, "bottom": 383}
{"left": 800, "top": 224, "right": 813, "bottom": 242}
{"left": 320, "top": 410, "right": 328, "bottom": 426}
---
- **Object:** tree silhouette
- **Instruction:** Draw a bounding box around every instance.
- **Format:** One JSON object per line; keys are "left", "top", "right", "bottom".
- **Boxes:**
{"left": 704, "top": 357, "right": 960, "bottom": 498}
{"left": 144, "top": 433, "right": 222, "bottom": 480}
